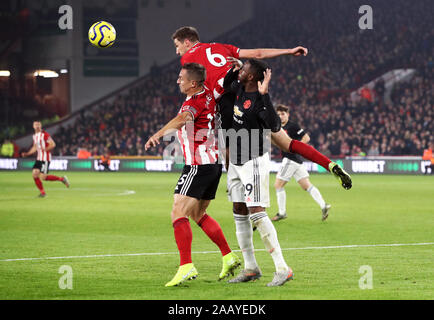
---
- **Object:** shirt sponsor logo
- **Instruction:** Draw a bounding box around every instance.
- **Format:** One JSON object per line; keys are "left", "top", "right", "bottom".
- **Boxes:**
{"left": 234, "top": 106, "right": 243, "bottom": 117}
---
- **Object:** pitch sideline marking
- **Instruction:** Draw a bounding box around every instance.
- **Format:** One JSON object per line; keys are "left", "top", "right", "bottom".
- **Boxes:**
{"left": 1, "top": 242, "right": 433, "bottom": 262}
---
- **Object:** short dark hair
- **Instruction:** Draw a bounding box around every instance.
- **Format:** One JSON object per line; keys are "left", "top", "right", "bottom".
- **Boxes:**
{"left": 182, "top": 63, "right": 206, "bottom": 86}
{"left": 172, "top": 26, "right": 200, "bottom": 42}
{"left": 276, "top": 104, "right": 289, "bottom": 113}
{"left": 247, "top": 58, "right": 269, "bottom": 82}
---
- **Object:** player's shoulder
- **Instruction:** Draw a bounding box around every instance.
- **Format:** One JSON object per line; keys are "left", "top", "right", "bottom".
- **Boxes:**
{"left": 191, "top": 87, "right": 213, "bottom": 102}
{"left": 286, "top": 120, "right": 299, "bottom": 128}
{"left": 185, "top": 42, "right": 206, "bottom": 56}
{"left": 287, "top": 121, "right": 306, "bottom": 136}
{"left": 283, "top": 121, "right": 298, "bottom": 132}
{"left": 184, "top": 88, "right": 214, "bottom": 111}
{"left": 42, "top": 130, "right": 51, "bottom": 138}
{"left": 210, "top": 42, "right": 239, "bottom": 51}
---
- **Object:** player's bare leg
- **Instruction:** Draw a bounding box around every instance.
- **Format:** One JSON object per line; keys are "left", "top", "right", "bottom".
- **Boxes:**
{"left": 271, "top": 129, "right": 352, "bottom": 189}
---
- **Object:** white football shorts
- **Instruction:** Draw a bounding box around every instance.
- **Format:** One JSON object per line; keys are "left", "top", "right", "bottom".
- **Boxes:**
{"left": 276, "top": 157, "right": 309, "bottom": 182}
{"left": 227, "top": 152, "right": 270, "bottom": 207}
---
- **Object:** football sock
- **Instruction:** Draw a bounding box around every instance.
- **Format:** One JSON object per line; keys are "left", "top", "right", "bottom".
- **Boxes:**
{"left": 45, "top": 175, "right": 63, "bottom": 182}
{"left": 33, "top": 177, "right": 45, "bottom": 194}
{"left": 276, "top": 188, "right": 286, "bottom": 215}
{"left": 307, "top": 185, "right": 326, "bottom": 209}
{"left": 250, "top": 212, "right": 289, "bottom": 272}
{"left": 233, "top": 213, "right": 258, "bottom": 270}
{"left": 197, "top": 214, "right": 231, "bottom": 256}
{"left": 289, "top": 140, "right": 331, "bottom": 171}
{"left": 172, "top": 217, "right": 193, "bottom": 266}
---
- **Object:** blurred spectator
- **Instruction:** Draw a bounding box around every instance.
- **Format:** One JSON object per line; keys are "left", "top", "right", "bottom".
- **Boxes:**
{"left": 1, "top": 139, "right": 14, "bottom": 158}
{"left": 77, "top": 148, "right": 92, "bottom": 159}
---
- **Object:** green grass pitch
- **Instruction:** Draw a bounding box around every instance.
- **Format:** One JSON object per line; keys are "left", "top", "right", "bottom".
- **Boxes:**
{"left": 0, "top": 171, "right": 433, "bottom": 300}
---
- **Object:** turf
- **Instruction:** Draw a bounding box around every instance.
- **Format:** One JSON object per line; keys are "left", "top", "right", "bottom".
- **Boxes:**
{"left": 0, "top": 171, "right": 433, "bottom": 300}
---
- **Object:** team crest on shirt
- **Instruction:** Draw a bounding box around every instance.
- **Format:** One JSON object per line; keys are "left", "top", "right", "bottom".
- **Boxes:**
{"left": 243, "top": 100, "right": 251, "bottom": 109}
{"left": 234, "top": 105, "right": 243, "bottom": 117}
{"left": 205, "top": 94, "right": 212, "bottom": 107}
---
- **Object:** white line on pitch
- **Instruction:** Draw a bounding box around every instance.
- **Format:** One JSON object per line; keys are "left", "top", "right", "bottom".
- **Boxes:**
{"left": 1, "top": 242, "right": 433, "bottom": 262}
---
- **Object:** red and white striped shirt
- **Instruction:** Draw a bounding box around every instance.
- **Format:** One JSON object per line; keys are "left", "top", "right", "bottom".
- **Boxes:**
{"left": 181, "top": 42, "right": 240, "bottom": 100}
{"left": 177, "top": 88, "right": 218, "bottom": 165}
{"left": 33, "top": 130, "right": 52, "bottom": 162}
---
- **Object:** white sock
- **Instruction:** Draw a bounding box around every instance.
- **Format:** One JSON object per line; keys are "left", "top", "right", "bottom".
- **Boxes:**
{"left": 233, "top": 213, "right": 258, "bottom": 270}
{"left": 276, "top": 188, "right": 286, "bottom": 215}
{"left": 250, "top": 212, "right": 288, "bottom": 272}
{"left": 307, "top": 185, "right": 326, "bottom": 209}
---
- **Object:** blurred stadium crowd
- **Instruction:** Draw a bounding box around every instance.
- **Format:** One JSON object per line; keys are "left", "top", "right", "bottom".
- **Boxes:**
{"left": 3, "top": 0, "right": 432, "bottom": 159}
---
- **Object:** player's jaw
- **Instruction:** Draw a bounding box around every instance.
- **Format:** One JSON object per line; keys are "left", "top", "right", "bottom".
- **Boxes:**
{"left": 33, "top": 121, "right": 42, "bottom": 133}
{"left": 177, "top": 70, "right": 191, "bottom": 94}
{"left": 238, "top": 63, "right": 252, "bottom": 84}
{"left": 173, "top": 39, "right": 189, "bottom": 56}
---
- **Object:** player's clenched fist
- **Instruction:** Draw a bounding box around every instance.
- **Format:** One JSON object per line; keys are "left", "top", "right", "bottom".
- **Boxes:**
{"left": 227, "top": 56, "right": 243, "bottom": 71}
{"left": 290, "top": 46, "right": 308, "bottom": 56}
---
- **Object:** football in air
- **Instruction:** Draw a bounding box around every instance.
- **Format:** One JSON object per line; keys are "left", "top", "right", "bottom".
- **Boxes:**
{"left": 88, "top": 21, "right": 116, "bottom": 48}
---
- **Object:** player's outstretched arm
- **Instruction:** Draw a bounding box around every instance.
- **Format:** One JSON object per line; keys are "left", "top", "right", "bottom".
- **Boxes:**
{"left": 145, "top": 111, "right": 193, "bottom": 150}
{"left": 21, "top": 144, "right": 37, "bottom": 157}
{"left": 239, "top": 46, "right": 308, "bottom": 59}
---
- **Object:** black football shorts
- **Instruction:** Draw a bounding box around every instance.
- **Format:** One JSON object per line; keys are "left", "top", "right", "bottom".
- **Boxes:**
{"left": 33, "top": 160, "right": 50, "bottom": 174}
{"left": 174, "top": 164, "right": 222, "bottom": 200}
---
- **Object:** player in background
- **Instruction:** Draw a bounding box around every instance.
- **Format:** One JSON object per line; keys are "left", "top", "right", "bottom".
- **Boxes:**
{"left": 98, "top": 151, "right": 111, "bottom": 171}
{"left": 21, "top": 121, "right": 69, "bottom": 197}
{"left": 273, "top": 105, "right": 331, "bottom": 222}
{"left": 172, "top": 26, "right": 352, "bottom": 190}
{"left": 145, "top": 63, "right": 241, "bottom": 287}
{"left": 223, "top": 58, "right": 293, "bottom": 286}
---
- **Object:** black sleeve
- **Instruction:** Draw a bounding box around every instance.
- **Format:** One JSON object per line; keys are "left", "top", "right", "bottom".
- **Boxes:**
{"left": 223, "top": 67, "right": 241, "bottom": 94}
{"left": 257, "top": 94, "right": 281, "bottom": 132}
{"left": 287, "top": 121, "right": 306, "bottom": 140}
